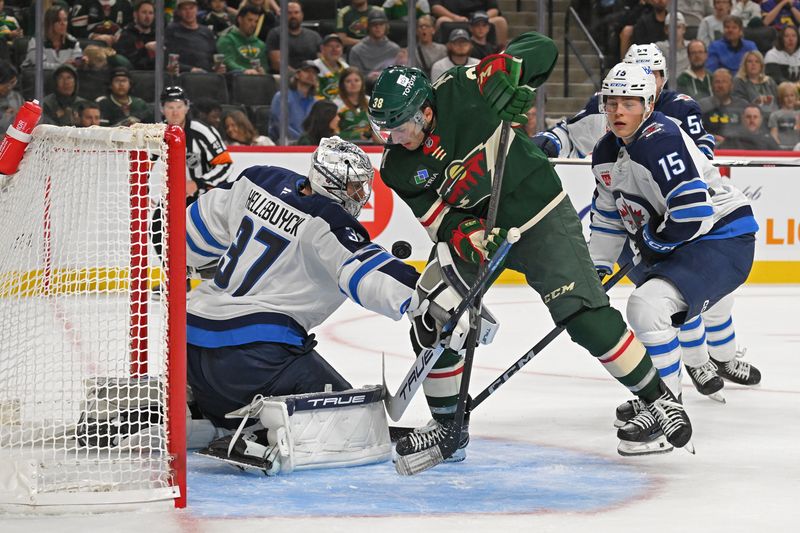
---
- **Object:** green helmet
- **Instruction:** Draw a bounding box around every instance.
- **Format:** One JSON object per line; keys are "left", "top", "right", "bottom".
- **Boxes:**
{"left": 368, "top": 66, "right": 434, "bottom": 130}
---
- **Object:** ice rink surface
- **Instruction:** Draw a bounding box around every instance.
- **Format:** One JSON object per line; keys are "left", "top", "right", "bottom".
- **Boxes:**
{"left": 1, "top": 285, "right": 798, "bottom": 533}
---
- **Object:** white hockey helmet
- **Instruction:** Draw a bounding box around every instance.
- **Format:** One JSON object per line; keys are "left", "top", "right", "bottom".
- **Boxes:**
{"left": 624, "top": 43, "right": 668, "bottom": 85}
{"left": 600, "top": 62, "right": 657, "bottom": 113}
{"left": 308, "top": 137, "right": 374, "bottom": 217}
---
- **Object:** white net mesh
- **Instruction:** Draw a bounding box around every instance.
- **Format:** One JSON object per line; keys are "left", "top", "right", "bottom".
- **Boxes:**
{"left": 0, "top": 124, "right": 179, "bottom": 507}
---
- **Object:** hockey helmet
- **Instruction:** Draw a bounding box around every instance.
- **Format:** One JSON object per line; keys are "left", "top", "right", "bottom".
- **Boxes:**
{"left": 308, "top": 137, "right": 374, "bottom": 217}
{"left": 600, "top": 62, "right": 657, "bottom": 113}
{"left": 368, "top": 66, "right": 433, "bottom": 144}
{"left": 160, "top": 85, "right": 189, "bottom": 105}
{"left": 624, "top": 43, "right": 668, "bottom": 85}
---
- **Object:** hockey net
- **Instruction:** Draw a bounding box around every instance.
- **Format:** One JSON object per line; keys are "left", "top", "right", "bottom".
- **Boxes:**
{"left": 0, "top": 124, "right": 186, "bottom": 511}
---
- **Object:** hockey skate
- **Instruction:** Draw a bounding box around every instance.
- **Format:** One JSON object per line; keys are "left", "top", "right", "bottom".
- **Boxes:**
{"left": 711, "top": 348, "right": 761, "bottom": 386}
{"left": 394, "top": 417, "right": 469, "bottom": 475}
{"left": 686, "top": 360, "right": 726, "bottom": 403}
{"left": 613, "top": 398, "right": 645, "bottom": 428}
{"left": 617, "top": 382, "right": 693, "bottom": 456}
{"left": 196, "top": 429, "right": 280, "bottom": 475}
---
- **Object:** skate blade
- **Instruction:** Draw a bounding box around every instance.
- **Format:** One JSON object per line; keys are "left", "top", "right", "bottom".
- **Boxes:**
{"left": 395, "top": 446, "right": 445, "bottom": 475}
{"left": 683, "top": 440, "right": 696, "bottom": 455}
{"left": 195, "top": 449, "right": 276, "bottom": 475}
{"left": 707, "top": 391, "right": 726, "bottom": 403}
{"left": 617, "top": 436, "right": 674, "bottom": 457}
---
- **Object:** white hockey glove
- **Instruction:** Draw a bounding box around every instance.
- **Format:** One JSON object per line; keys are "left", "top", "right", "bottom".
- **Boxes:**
{"left": 407, "top": 244, "right": 500, "bottom": 352}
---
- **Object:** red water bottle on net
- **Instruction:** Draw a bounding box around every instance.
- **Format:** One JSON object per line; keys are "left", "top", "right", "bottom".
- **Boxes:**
{"left": 0, "top": 99, "right": 43, "bottom": 175}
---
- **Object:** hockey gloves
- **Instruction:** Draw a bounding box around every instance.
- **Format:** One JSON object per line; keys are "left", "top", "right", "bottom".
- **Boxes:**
{"left": 476, "top": 53, "right": 536, "bottom": 124}
{"left": 531, "top": 131, "right": 562, "bottom": 158}
{"left": 450, "top": 218, "right": 508, "bottom": 265}
{"left": 633, "top": 223, "right": 670, "bottom": 266}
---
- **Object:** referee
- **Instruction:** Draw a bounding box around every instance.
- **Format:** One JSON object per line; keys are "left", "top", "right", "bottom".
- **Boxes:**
{"left": 161, "top": 86, "right": 233, "bottom": 200}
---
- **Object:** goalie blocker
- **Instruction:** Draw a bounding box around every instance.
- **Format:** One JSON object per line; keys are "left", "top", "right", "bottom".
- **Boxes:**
{"left": 197, "top": 385, "right": 391, "bottom": 475}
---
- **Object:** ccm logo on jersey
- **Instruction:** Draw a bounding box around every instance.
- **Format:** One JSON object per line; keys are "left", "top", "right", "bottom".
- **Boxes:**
{"left": 246, "top": 189, "right": 305, "bottom": 236}
{"left": 543, "top": 281, "right": 575, "bottom": 303}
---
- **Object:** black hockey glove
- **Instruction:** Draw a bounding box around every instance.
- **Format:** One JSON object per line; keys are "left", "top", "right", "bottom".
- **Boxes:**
{"left": 531, "top": 131, "right": 561, "bottom": 158}
{"left": 633, "top": 224, "right": 670, "bottom": 266}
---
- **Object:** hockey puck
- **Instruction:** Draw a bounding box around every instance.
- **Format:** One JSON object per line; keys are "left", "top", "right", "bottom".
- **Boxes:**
{"left": 391, "top": 240, "right": 412, "bottom": 259}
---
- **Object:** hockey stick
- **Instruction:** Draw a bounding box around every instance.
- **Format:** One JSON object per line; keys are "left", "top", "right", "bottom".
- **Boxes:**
{"left": 394, "top": 121, "right": 514, "bottom": 476}
{"left": 468, "top": 262, "right": 634, "bottom": 412}
{"left": 383, "top": 229, "right": 520, "bottom": 422}
{"left": 548, "top": 157, "right": 800, "bottom": 167}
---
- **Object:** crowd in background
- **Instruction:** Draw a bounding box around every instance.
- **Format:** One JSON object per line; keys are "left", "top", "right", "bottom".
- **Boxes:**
{"left": 0, "top": 0, "right": 797, "bottom": 150}
{"left": 581, "top": 0, "right": 800, "bottom": 149}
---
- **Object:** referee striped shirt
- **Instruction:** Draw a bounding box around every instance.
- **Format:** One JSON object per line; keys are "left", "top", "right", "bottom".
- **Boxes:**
{"left": 184, "top": 117, "right": 234, "bottom": 190}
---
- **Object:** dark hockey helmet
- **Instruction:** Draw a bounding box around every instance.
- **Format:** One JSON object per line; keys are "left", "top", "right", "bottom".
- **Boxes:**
{"left": 160, "top": 85, "right": 189, "bottom": 105}
{"left": 368, "top": 66, "right": 433, "bottom": 142}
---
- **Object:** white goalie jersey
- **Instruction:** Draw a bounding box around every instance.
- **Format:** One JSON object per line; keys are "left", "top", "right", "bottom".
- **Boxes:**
{"left": 186, "top": 165, "right": 419, "bottom": 348}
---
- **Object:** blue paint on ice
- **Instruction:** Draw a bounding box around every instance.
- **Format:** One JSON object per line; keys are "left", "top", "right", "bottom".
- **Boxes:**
{"left": 187, "top": 438, "right": 650, "bottom": 517}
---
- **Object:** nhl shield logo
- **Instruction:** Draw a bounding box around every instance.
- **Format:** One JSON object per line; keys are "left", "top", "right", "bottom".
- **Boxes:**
{"left": 600, "top": 171, "right": 611, "bottom": 186}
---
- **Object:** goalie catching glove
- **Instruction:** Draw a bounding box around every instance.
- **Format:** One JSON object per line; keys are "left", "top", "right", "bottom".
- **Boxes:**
{"left": 476, "top": 53, "right": 536, "bottom": 124}
{"left": 408, "top": 243, "right": 499, "bottom": 352}
{"left": 451, "top": 217, "right": 508, "bottom": 265}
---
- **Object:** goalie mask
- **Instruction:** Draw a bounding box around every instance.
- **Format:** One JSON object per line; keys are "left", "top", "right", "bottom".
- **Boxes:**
{"left": 308, "top": 137, "right": 374, "bottom": 217}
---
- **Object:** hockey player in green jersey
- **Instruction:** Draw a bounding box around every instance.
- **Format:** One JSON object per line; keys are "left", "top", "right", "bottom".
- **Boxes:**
{"left": 368, "top": 31, "right": 693, "bottom": 464}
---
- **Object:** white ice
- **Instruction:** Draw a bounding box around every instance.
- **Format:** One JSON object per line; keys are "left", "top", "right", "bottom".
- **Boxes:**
{"left": 1, "top": 284, "right": 798, "bottom": 532}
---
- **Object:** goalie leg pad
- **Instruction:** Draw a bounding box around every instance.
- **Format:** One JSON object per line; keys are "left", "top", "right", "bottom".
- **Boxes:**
{"left": 218, "top": 385, "right": 391, "bottom": 475}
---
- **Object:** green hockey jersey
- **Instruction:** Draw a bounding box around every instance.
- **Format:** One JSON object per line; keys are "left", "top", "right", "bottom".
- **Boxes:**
{"left": 379, "top": 32, "right": 564, "bottom": 243}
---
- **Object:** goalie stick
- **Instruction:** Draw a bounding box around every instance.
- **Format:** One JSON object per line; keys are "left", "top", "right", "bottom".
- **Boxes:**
{"left": 382, "top": 228, "right": 520, "bottom": 422}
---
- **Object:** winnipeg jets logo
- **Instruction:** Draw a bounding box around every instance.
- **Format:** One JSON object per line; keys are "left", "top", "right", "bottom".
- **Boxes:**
{"left": 345, "top": 227, "right": 364, "bottom": 242}
{"left": 641, "top": 122, "right": 663, "bottom": 138}
{"left": 616, "top": 196, "right": 648, "bottom": 233}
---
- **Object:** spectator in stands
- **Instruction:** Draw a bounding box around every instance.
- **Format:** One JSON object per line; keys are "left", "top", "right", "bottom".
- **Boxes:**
{"left": 86, "top": 0, "right": 134, "bottom": 46}
{"left": 769, "top": 80, "right": 800, "bottom": 147}
{"left": 23, "top": 6, "right": 82, "bottom": 70}
{"left": 0, "top": 0, "right": 22, "bottom": 44}
{"left": 42, "top": 64, "right": 86, "bottom": 127}
{"left": 77, "top": 101, "right": 102, "bottom": 127}
{"left": 192, "top": 96, "right": 223, "bottom": 130}
{"left": 166, "top": 0, "right": 225, "bottom": 73}
{"left": 269, "top": 60, "right": 319, "bottom": 142}
{"left": 161, "top": 85, "right": 233, "bottom": 197}
{"left": 333, "top": 66, "right": 373, "bottom": 142}
{"left": 761, "top": 0, "right": 800, "bottom": 30}
{"left": 631, "top": 0, "right": 668, "bottom": 50}
{"left": 266, "top": 1, "right": 321, "bottom": 73}
{"left": 223, "top": 109, "right": 275, "bottom": 145}
{"left": 412, "top": 15, "right": 446, "bottom": 78}
{"left": 202, "top": 0, "right": 234, "bottom": 37}
{"left": 0, "top": 60, "right": 21, "bottom": 134}
{"left": 764, "top": 25, "right": 800, "bottom": 83}
{"left": 707, "top": 15, "right": 758, "bottom": 71}
{"left": 383, "top": 0, "right": 430, "bottom": 20}
{"left": 430, "top": 28, "right": 479, "bottom": 81}
{"left": 239, "top": 0, "right": 278, "bottom": 42}
{"left": 678, "top": 39, "right": 714, "bottom": 98}
{"left": 724, "top": 104, "right": 781, "bottom": 148}
{"left": 679, "top": 0, "right": 713, "bottom": 28}
{"left": 656, "top": 12, "right": 691, "bottom": 76}
{"left": 217, "top": 5, "right": 267, "bottom": 74}
{"left": 699, "top": 67, "right": 749, "bottom": 145}
{"left": 733, "top": 50, "right": 779, "bottom": 114}
{"left": 336, "top": 0, "right": 384, "bottom": 48}
{"left": 347, "top": 10, "right": 400, "bottom": 85}
{"left": 96, "top": 67, "right": 151, "bottom": 126}
{"left": 82, "top": 43, "right": 131, "bottom": 71}
{"left": 733, "top": 0, "right": 763, "bottom": 28}
{"left": 617, "top": 1, "right": 650, "bottom": 61}
{"left": 294, "top": 99, "right": 340, "bottom": 145}
{"left": 431, "top": 0, "right": 508, "bottom": 45}
{"left": 698, "top": 0, "right": 732, "bottom": 46}
{"left": 314, "top": 34, "right": 348, "bottom": 99}
{"left": 468, "top": 10, "right": 500, "bottom": 59}
{"left": 115, "top": 0, "right": 156, "bottom": 70}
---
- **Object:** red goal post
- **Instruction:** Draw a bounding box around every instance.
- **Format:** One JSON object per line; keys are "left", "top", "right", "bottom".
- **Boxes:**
{"left": 0, "top": 123, "right": 186, "bottom": 511}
